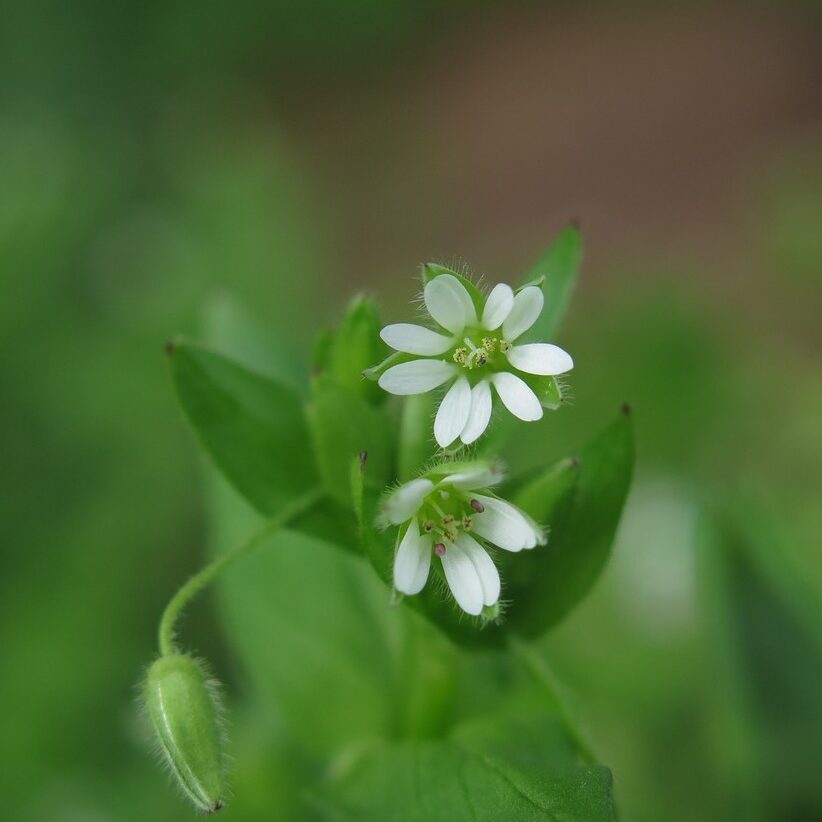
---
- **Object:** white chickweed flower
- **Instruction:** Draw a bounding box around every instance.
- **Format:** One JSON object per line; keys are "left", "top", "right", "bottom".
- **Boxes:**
{"left": 372, "top": 270, "right": 573, "bottom": 448}
{"left": 383, "top": 463, "right": 545, "bottom": 617}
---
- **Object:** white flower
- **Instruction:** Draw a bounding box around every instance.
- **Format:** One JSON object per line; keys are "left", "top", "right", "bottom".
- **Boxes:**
{"left": 383, "top": 464, "right": 545, "bottom": 616}
{"left": 373, "top": 271, "right": 573, "bottom": 449}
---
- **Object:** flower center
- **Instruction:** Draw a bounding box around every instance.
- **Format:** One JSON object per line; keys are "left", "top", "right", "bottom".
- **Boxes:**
{"left": 418, "top": 489, "right": 484, "bottom": 546}
{"left": 452, "top": 332, "right": 509, "bottom": 370}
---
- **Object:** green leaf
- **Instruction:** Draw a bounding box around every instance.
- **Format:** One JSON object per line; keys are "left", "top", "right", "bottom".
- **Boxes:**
{"left": 397, "top": 393, "right": 438, "bottom": 482}
{"left": 208, "top": 475, "right": 401, "bottom": 756}
{"left": 327, "top": 294, "right": 386, "bottom": 403}
{"left": 702, "top": 504, "right": 822, "bottom": 816}
{"left": 307, "top": 374, "right": 393, "bottom": 508}
{"left": 314, "top": 711, "right": 616, "bottom": 821}
{"left": 505, "top": 408, "right": 634, "bottom": 635}
{"left": 520, "top": 224, "right": 581, "bottom": 341}
{"left": 169, "top": 339, "right": 317, "bottom": 515}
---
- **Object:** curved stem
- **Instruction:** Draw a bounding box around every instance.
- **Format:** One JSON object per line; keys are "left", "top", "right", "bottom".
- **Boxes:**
{"left": 509, "top": 636, "right": 598, "bottom": 765}
{"left": 158, "top": 489, "right": 323, "bottom": 656}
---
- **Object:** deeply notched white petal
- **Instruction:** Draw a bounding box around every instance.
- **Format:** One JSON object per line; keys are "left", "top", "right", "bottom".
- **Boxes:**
{"left": 456, "top": 533, "right": 500, "bottom": 607}
{"left": 393, "top": 522, "right": 431, "bottom": 595}
{"left": 384, "top": 478, "right": 434, "bottom": 525}
{"left": 434, "top": 376, "right": 472, "bottom": 448}
{"left": 491, "top": 372, "right": 543, "bottom": 421}
{"left": 440, "top": 540, "right": 485, "bottom": 616}
{"left": 380, "top": 323, "right": 454, "bottom": 356}
{"left": 502, "top": 286, "right": 544, "bottom": 342}
{"left": 439, "top": 461, "right": 503, "bottom": 491}
{"left": 507, "top": 343, "right": 573, "bottom": 376}
{"left": 459, "top": 379, "right": 493, "bottom": 445}
{"left": 481, "top": 283, "right": 514, "bottom": 331}
{"left": 378, "top": 359, "right": 456, "bottom": 395}
{"left": 471, "top": 494, "right": 545, "bottom": 552}
{"left": 424, "top": 274, "right": 477, "bottom": 334}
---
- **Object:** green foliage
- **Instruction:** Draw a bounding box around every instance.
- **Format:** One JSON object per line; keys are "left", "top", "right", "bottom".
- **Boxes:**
{"left": 169, "top": 340, "right": 317, "bottom": 515}
{"left": 702, "top": 504, "right": 822, "bottom": 818}
{"left": 520, "top": 224, "right": 581, "bottom": 340}
{"left": 314, "top": 711, "right": 615, "bottom": 821}
{"left": 507, "top": 409, "right": 635, "bottom": 635}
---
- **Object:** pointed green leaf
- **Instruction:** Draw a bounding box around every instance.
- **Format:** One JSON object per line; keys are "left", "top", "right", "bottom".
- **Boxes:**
{"left": 307, "top": 374, "right": 393, "bottom": 509}
{"left": 506, "top": 409, "right": 634, "bottom": 635}
{"left": 520, "top": 224, "right": 582, "bottom": 341}
{"left": 314, "top": 711, "right": 616, "bottom": 821}
{"left": 327, "top": 294, "right": 386, "bottom": 403}
{"left": 169, "top": 339, "right": 316, "bottom": 515}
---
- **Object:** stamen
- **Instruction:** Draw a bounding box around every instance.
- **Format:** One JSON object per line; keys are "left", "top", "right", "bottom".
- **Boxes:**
{"left": 470, "top": 499, "right": 485, "bottom": 513}
{"left": 500, "top": 340, "right": 511, "bottom": 354}
{"left": 462, "top": 515, "right": 473, "bottom": 530}
{"left": 433, "top": 543, "right": 446, "bottom": 557}
{"left": 423, "top": 520, "right": 435, "bottom": 532}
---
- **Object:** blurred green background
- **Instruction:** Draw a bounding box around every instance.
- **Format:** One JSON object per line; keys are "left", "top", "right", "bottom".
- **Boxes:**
{"left": 2, "top": 1, "right": 821, "bottom": 820}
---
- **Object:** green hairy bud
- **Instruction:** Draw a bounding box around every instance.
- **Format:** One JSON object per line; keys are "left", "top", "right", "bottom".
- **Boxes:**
{"left": 143, "top": 654, "right": 226, "bottom": 814}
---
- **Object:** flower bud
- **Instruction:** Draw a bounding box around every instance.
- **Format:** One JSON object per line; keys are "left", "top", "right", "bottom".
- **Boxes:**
{"left": 143, "top": 654, "right": 225, "bottom": 814}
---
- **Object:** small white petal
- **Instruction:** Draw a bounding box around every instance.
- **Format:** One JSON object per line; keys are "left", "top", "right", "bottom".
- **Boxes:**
{"left": 507, "top": 343, "right": 574, "bottom": 376}
{"left": 440, "top": 541, "right": 484, "bottom": 616}
{"left": 384, "top": 478, "right": 434, "bottom": 525}
{"left": 424, "top": 274, "right": 477, "bottom": 334}
{"left": 440, "top": 461, "right": 504, "bottom": 491}
{"left": 492, "top": 372, "right": 543, "bottom": 421}
{"left": 393, "top": 522, "right": 431, "bottom": 595}
{"left": 459, "top": 379, "right": 493, "bottom": 445}
{"left": 380, "top": 324, "right": 454, "bottom": 356}
{"left": 456, "top": 533, "right": 500, "bottom": 606}
{"left": 502, "top": 286, "right": 544, "bottom": 341}
{"left": 434, "top": 377, "right": 472, "bottom": 448}
{"left": 481, "top": 283, "right": 514, "bottom": 330}
{"left": 471, "top": 494, "right": 545, "bottom": 552}
{"left": 378, "top": 360, "right": 457, "bottom": 395}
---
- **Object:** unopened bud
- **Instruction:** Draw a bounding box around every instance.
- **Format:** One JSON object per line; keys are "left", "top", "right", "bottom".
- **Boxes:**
{"left": 143, "top": 654, "right": 225, "bottom": 814}
{"left": 434, "top": 543, "right": 446, "bottom": 557}
{"left": 470, "top": 499, "right": 485, "bottom": 513}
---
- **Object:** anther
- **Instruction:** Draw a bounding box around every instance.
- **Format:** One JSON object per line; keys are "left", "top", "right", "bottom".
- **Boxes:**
{"left": 475, "top": 354, "right": 487, "bottom": 367}
{"left": 423, "top": 520, "right": 435, "bottom": 532}
{"left": 434, "top": 543, "right": 446, "bottom": 557}
{"left": 470, "top": 499, "right": 485, "bottom": 513}
{"left": 442, "top": 514, "right": 454, "bottom": 525}
{"left": 500, "top": 340, "right": 511, "bottom": 354}
{"left": 462, "top": 516, "right": 473, "bottom": 530}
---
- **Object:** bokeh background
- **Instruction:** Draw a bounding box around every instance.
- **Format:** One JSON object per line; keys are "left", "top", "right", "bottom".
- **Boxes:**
{"left": 2, "top": 2, "right": 821, "bottom": 820}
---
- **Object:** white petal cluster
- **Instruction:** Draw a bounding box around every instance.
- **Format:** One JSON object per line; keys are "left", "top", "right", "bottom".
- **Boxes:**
{"left": 376, "top": 273, "right": 573, "bottom": 448}
{"left": 384, "top": 465, "right": 545, "bottom": 616}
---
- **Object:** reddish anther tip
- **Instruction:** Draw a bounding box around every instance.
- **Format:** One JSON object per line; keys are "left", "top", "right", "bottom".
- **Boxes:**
{"left": 434, "top": 543, "right": 446, "bottom": 557}
{"left": 470, "top": 499, "right": 485, "bottom": 513}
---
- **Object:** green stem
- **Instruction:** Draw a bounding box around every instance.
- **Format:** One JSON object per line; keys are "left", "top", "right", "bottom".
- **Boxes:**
{"left": 509, "top": 636, "right": 598, "bottom": 765}
{"left": 158, "top": 489, "right": 323, "bottom": 657}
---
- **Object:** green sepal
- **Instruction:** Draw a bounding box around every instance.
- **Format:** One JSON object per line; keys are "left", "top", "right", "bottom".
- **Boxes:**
{"left": 422, "top": 262, "right": 486, "bottom": 318}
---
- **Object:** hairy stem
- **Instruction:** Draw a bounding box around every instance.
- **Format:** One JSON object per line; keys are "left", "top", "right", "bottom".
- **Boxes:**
{"left": 158, "top": 489, "right": 323, "bottom": 656}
